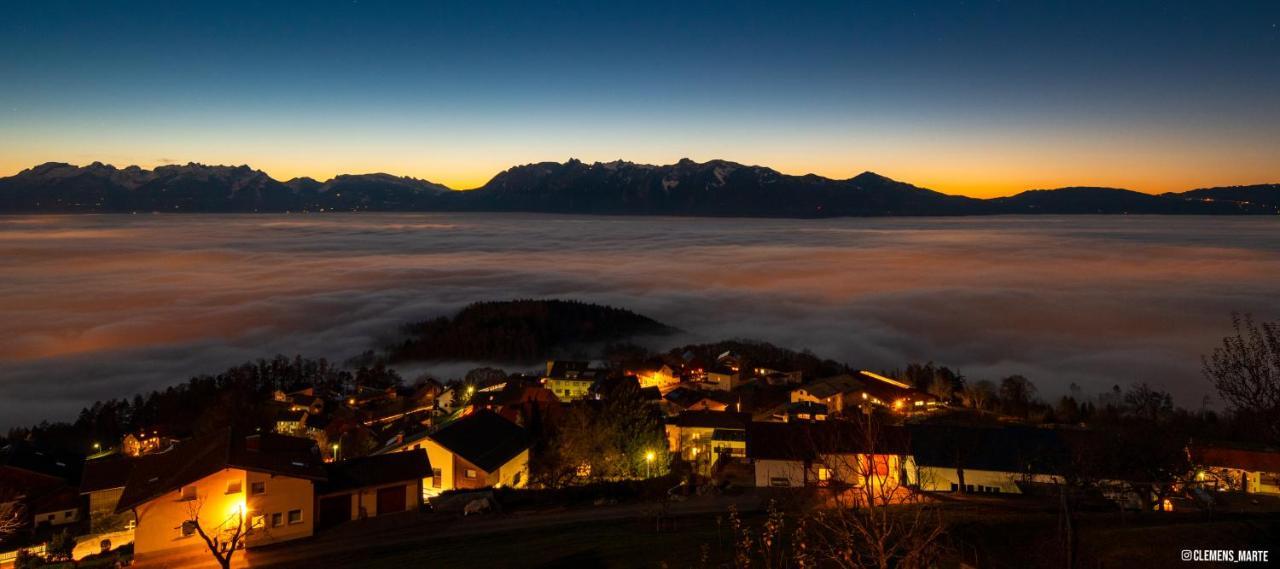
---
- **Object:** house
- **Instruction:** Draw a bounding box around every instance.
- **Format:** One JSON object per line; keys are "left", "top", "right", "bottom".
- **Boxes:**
{"left": 705, "top": 366, "right": 750, "bottom": 392}
{"left": 790, "top": 372, "right": 939, "bottom": 415}
{"left": 784, "top": 401, "right": 829, "bottom": 422}
{"left": 746, "top": 420, "right": 912, "bottom": 498}
{"left": 541, "top": 360, "right": 601, "bottom": 402}
{"left": 908, "top": 425, "right": 1068, "bottom": 494}
{"left": 378, "top": 411, "right": 531, "bottom": 498}
{"left": 0, "top": 442, "right": 82, "bottom": 534}
{"left": 28, "top": 487, "right": 81, "bottom": 530}
{"left": 716, "top": 351, "right": 743, "bottom": 372}
{"left": 273, "top": 407, "right": 307, "bottom": 436}
{"left": 665, "top": 411, "right": 751, "bottom": 467}
{"left": 116, "top": 431, "right": 327, "bottom": 560}
{"left": 1189, "top": 443, "right": 1280, "bottom": 495}
{"left": 789, "top": 375, "right": 866, "bottom": 413}
{"left": 663, "top": 387, "right": 735, "bottom": 413}
{"left": 121, "top": 429, "right": 179, "bottom": 457}
{"left": 634, "top": 363, "right": 682, "bottom": 392}
{"left": 465, "top": 382, "right": 561, "bottom": 426}
{"left": 315, "top": 450, "right": 431, "bottom": 528}
{"left": 753, "top": 368, "right": 803, "bottom": 386}
{"left": 80, "top": 453, "right": 136, "bottom": 533}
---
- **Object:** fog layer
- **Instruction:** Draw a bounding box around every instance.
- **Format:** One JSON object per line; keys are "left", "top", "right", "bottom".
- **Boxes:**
{"left": 2, "top": 213, "right": 1277, "bottom": 428}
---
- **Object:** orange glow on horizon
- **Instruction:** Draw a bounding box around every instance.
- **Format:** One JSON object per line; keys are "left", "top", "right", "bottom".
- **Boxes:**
{"left": 4, "top": 149, "right": 1278, "bottom": 198}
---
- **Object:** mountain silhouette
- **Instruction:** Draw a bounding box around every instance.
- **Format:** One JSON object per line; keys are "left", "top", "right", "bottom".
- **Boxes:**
{"left": 1, "top": 159, "right": 1275, "bottom": 216}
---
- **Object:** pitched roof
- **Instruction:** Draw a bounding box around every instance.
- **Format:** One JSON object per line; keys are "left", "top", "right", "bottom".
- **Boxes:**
{"left": 0, "top": 442, "right": 81, "bottom": 483}
{"left": 428, "top": 411, "right": 531, "bottom": 473}
{"left": 747, "top": 421, "right": 909, "bottom": 461}
{"left": 116, "top": 430, "right": 325, "bottom": 512}
{"left": 545, "top": 360, "right": 598, "bottom": 380}
{"left": 664, "top": 387, "right": 734, "bottom": 409}
{"left": 672, "top": 410, "right": 750, "bottom": 430}
{"left": 796, "top": 375, "right": 866, "bottom": 399}
{"left": 908, "top": 425, "right": 1069, "bottom": 473}
{"left": 80, "top": 454, "right": 135, "bottom": 493}
{"left": 317, "top": 449, "right": 431, "bottom": 495}
{"left": 1190, "top": 445, "right": 1280, "bottom": 473}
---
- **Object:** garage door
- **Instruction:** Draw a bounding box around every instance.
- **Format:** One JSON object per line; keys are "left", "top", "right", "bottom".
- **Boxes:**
{"left": 376, "top": 486, "right": 407, "bottom": 515}
{"left": 318, "top": 495, "right": 352, "bottom": 528}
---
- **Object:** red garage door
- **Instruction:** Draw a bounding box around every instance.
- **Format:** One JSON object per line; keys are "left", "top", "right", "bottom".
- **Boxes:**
{"left": 376, "top": 486, "right": 406, "bottom": 515}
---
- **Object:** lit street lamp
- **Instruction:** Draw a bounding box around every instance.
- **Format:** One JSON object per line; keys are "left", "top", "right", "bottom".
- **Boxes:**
{"left": 645, "top": 450, "right": 656, "bottom": 478}
{"left": 332, "top": 443, "right": 340, "bottom": 462}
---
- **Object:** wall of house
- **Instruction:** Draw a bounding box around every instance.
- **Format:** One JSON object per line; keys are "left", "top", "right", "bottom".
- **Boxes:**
{"left": 754, "top": 454, "right": 911, "bottom": 490}
{"left": 33, "top": 507, "right": 79, "bottom": 527}
{"left": 546, "top": 379, "right": 591, "bottom": 402}
{"left": 454, "top": 455, "right": 489, "bottom": 490}
{"left": 1246, "top": 470, "right": 1280, "bottom": 495}
{"left": 133, "top": 469, "right": 246, "bottom": 557}
{"left": 421, "top": 439, "right": 455, "bottom": 496}
{"left": 132, "top": 468, "right": 315, "bottom": 559}
{"left": 87, "top": 488, "right": 133, "bottom": 533}
{"left": 495, "top": 449, "right": 530, "bottom": 488}
{"left": 244, "top": 470, "right": 315, "bottom": 547}
{"left": 754, "top": 459, "right": 808, "bottom": 487}
{"left": 913, "top": 466, "right": 1062, "bottom": 494}
{"left": 343, "top": 481, "right": 420, "bottom": 518}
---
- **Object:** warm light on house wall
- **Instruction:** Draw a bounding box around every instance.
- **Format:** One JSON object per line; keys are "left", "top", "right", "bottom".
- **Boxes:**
{"left": 227, "top": 500, "right": 246, "bottom": 521}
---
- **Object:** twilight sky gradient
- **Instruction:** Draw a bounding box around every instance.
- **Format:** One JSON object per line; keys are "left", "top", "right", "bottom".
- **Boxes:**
{"left": 2, "top": 0, "right": 1278, "bottom": 196}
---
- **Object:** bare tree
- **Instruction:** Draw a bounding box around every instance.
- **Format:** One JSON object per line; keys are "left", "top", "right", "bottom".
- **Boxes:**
{"left": 185, "top": 499, "right": 251, "bottom": 569}
{"left": 1203, "top": 313, "right": 1280, "bottom": 443}
{"left": 799, "top": 415, "right": 945, "bottom": 569}
{"left": 0, "top": 500, "right": 25, "bottom": 543}
{"left": 958, "top": 380, "right": 995, "bottom": 411}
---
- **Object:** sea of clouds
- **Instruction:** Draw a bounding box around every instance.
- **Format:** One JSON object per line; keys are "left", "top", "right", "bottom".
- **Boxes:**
{"left": 2, "top": 212, "right": 1278, "bottom": 428}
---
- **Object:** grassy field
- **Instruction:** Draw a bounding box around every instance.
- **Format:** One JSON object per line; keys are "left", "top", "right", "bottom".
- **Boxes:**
{"left": 259, "top": 513, "right": 756, "bottom": 569}
{"left": 244, "top": 495, "right": 1279, "bottom": 569}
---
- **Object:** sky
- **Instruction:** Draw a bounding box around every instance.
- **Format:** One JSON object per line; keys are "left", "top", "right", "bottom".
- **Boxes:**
{"left": 1, "top": 0, "right": 1278, "bottom": 197}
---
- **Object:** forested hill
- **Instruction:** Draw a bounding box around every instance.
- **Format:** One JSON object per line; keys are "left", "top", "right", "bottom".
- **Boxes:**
{"left": 388, "top": 299, "right": 678, "bottom": 363}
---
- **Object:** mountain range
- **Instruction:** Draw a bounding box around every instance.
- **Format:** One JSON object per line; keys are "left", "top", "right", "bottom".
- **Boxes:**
{"left": 1, "top": 159, "right": 1276, "bottom": 216}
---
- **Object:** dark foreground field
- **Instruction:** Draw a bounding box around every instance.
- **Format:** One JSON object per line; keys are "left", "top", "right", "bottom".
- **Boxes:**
{"left": 126, "top": 491, "right": 1279, "bottom": 569}
{"left": 249, "top": 493, "right": 1277, "bottom": 569}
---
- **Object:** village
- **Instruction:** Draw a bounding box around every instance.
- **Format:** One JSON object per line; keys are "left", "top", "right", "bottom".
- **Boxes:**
{"left": 2, "top": 349, "right": 1278, "bottom": 568}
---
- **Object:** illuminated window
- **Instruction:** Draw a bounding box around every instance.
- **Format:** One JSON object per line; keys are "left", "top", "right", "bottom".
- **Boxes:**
{"left": 464, "top": 469, "right": 478, "bottom": 479}
{"left": 250, "top": 514, "right": 265, "bottom": 529}
{"left": 226, "top": 481, "right": 242, "bottom": 494}
{"left": 250, "top": 481, "right": 266, "bottom": 495}
{"left": 179, "top": 486, "right": 196, "bottom": 501}
{"left": 817, "top": 468, "right": 831, "bottom": 481}
{"left": 287, "top": 509, "right": 303, "bottom": 525}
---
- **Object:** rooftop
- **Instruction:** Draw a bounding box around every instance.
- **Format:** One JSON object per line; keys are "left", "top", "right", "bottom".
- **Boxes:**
{"left": 428, "top": 410, "right": 531, "bottom": 473}
{"left": 116, "top": 430, "right": 324, "bottom": 512}
{"left": 317, "top": 449, "right": 432, "bottom": 495}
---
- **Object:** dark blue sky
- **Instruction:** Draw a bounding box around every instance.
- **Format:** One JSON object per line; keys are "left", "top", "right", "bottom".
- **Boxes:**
{"left": 2, "top": 0, "right": 1277, "bottom": 194}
